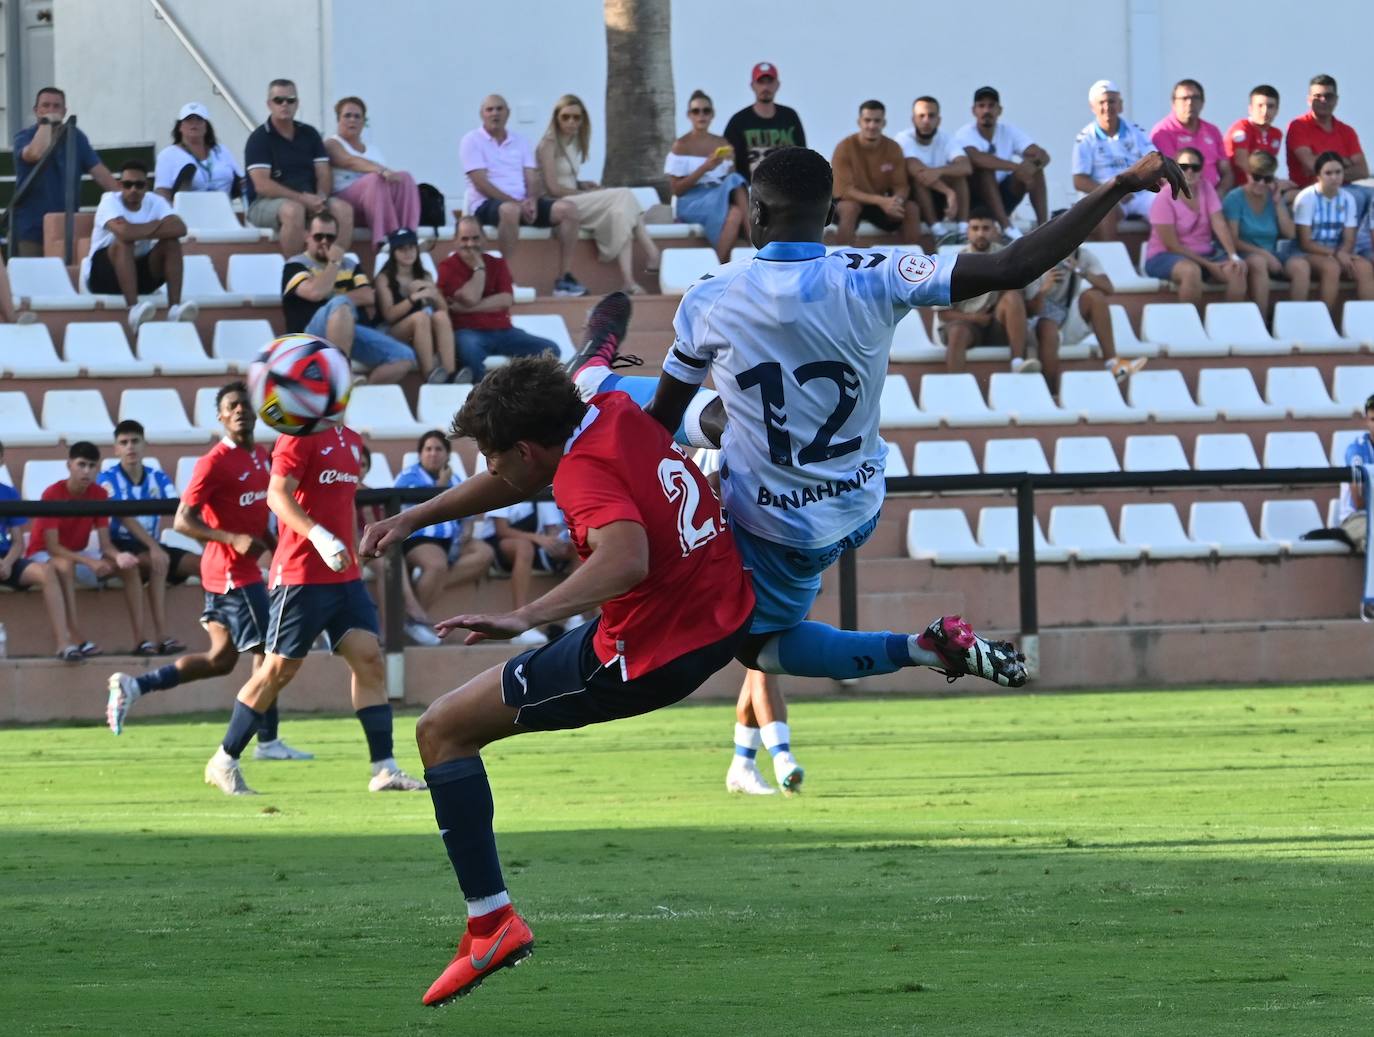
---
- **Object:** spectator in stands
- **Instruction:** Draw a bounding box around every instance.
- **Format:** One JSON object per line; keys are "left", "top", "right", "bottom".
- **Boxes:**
{"left": 375, "top": 228, "right": 457, "bottom": 384}
{"left": 536, "top": 93, "right": 661, "bottom": 295}
{"left": 933, "top": 207, "right": 1036, "bottom": 374}
{"left": 154, "top": 102, "right": 243, "bottom": 201}
{"left": 1027, "top": 246, "right": 1146, "bottom": 392}
{"left": 437, "top": 216, "right": 559, "bottom": 381}
{"left": 12, "top": 86, "right": 119, "bottom": 256}
{"left": 1292, "top": 151, "right": 1374, "bottom": 308}
{"left": 394, "top": 430, "right": 494, "bottom": 646}
{"left": 326, "top": 96, "right": 420, "bottom": 251}
{"left": 954, "top": 86, "right": 1050, "bottom": 236}
{"left": 244, "top": 79, "right": 353, "bottom": 257}
{"left": 484, "top": 498, "right": 576, "bottom": 647}
{"left": 1223, "top": 151, "right": 1311, "bottom": 318}
{"left": 895, "top": 96, "right": 969, "bottom": 236}
{"left": 282, "top": 210, "right": 416, "bottom": 384}
{"left": 831, "top": 100, "right": 921, "bottom": 245}
{"left": 1339, "top": 396, "right": 1374, "bottom": 551}
{"left": 0, "top": 439, "right": 73, "bottom": 658}
{"left": 1286, "top": 75, "right": 1368, "bottom": 192}
{"left": 666, "top": 90, "right": 749, "bottom": 263}
{"left": 1142, "top": 146, "right": 1246, "bottom": 305}
{"left": 460, "top": 94, "right": 587, "bottom": 298}
{"left": 723, "top": 62, "right": 806, "bottom": 183}
{"left": 1072, "top": 79, "right": 1155, "bottom": 241}
{"left": 1151, "top": 79, "right": 1232, "bottom": 194}
{"left": 1224, "top": 85, "right": 1285, "bottom": 190}
{"left": 86, "top": 159, "right": 198, "bottom": 333}
{"left": 26, "top": 440, "right": 141, "bottom": 660}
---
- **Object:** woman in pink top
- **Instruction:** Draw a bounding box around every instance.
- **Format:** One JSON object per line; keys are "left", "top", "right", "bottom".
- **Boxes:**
{"left": 1143, "top": 146, "right": 1246, "bottom": 305}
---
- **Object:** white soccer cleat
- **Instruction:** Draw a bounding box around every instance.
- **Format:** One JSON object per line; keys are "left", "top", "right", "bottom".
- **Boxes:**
{"left": 369, "top": 767, "right": 427, "bottom": 792}
{"left": 105, "top": 672, "right": 141, "bottom": 735}
{"left": 253, "top": 738, "right": 315, "bottom": 761}
{"left": 772, "top": 752, "right": 805, "bottom": 795}
{"left": 726, "top": 758, "right": 777, "bottom": 795}
{"left": 204, "top": 752, "right": 258, "bottom": 795}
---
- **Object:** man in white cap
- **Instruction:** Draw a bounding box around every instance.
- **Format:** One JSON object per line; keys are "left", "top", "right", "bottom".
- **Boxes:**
{"left": 1072, "top": 79, "right": 1156, "bottom": 241}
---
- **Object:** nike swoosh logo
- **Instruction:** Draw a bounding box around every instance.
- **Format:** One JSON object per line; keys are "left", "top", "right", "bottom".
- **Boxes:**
{"left": 470, "top": 920, "right": 513, "bottom": 970}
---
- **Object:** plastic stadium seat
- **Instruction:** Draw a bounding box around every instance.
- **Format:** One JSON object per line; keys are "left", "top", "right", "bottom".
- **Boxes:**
{"left": 1188, "top": 501, "right": 1281, "bottom": 557}
{"left": 0, "top": 392, "right": 59, "bottom": 446}
{"left": 1058, "top": 370, "right": 1147, "bottom": 423}
{"left": 64, "top": 322, "right": 154, "bottom": 376}
{"left": 361, "top": 450, "right": 395, "bottom": 489}
{"left": 659, "top": 248, "right": 718, "bottom": 295}
{"left": 907, "top": 508, "right": 1002, "bottom": 564}
{"left": 212, "top": 319, "right": 275, "bottom": 370}
{"left": 119, "top": 389, "right": 207, "bottom": 445}
{"left": 917, "top": 372, "right": 1009, "bottom": 427}
{"left": 1272, "top": 301, "right": 1360, "bottom": 353}
{"left": 879, "top": 374, "right": 937, "bottom": 428}
{"left": 174, "top": 191, "right": 264, "bottom": 243}
{"left": 1078, "top": 304, "right": 1160, "bottom": 359}
{"left": 226, "top": 254, "right": 286, "bottom": 305}
{"left": 1203, "top": 301, "right": 1293, "bottom": 355}
{"left": 1327, "top": 498, "right": 1341, "bottom": 527}
{"left": 182, "top": 254, "right": 248, "bottom": 306}
{"left": 1264, "top": 366, "right": 1354, "bottom": 419}
{"left": 416, "top": 383, "right": 473, "bottom": 429}
{"left": 1119, "top": 502, "right": 1212, "bottom": 559}
{"left": 1123, "top": 434, "right": 1190, "bottom": 471}
{"left": 631, "top": 186, "right": 661, "bottom": 212}
{"left": 1195, "top": 368, "right": 1287, "bottom": 421}
{"left": 1141, "top": 302, "right": 1226, "bottom": 357}
{"left": 1341, "top": 300, "right": 1374, "bottom": 348}
{"left": 913, "top": 439, "right": 977, "bottom": 476}
{"left": 1048, "top": 504, "right": 1142, "bottom": 561}
{"left": 1330, "top": 429, "right": 1362, "bottom": 466}
{"left": 1263, "top": 431, "right": 1327, "bottom": 469}
{"left": 23, "top": 459, "right": 70, "bottom": 500}
{"left": 135, "top": 323, "right": 227, "bottom": 375}
{"left": 1053, "top": 436, "right": 1120, "bottom": 473}
{"left": 0, "top": 324, "right": 78, "bottom": 377}
{"left": 175, "top": 454, "right": 199, "bottom": 493}
{"left": 371, "top": 249, "right": 439, "bottom": 279}
{"left": 191, "top": 386, "right": 278, "bottom": 442}
{"left": 982, "top": 438, "right": 1050, "bottom": 474}
{"left": 889, "top": 310, "right": 943, "bottom": 362}
{"left": 1333, "top": 366, "right": 1374, "bottom": 412}
{"left": 42, "top": 389, "right": 115, "bottom": 442}
{"left": 510, "top": 314, "right": 575, "bottom": 361}
{"left": 987, "top": 372, "right": 1077, "bottom": 425}
{"left": 1193, "top": 433, "right": 1261, "bottom": 470}
{"left": 976, "top": 507, "right": 1069, "bottom": 563}
{"left": 1126, "top": 369, "right": 1217, "bottom": 422}
{"left": 883, "top": 441, "right": 910, "bottom": 477}
{"left": 1078, "top": 241, "right": 1160, "bottom": 292}
{"left": 8, "top": 257, "right": 96, "bottom": 310}
{"left": 1261, "top": 499, "right": 1346, "bottom": 555}
{"left": 647, "top": 222, "right": 703, "bottom": 239}
{"left": 344, "top": 385, "right": 425, "bottom": 438}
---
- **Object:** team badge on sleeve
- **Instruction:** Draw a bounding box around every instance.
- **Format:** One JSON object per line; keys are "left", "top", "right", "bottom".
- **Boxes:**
{"left": 898, "top": 254, "right": 936, "bottom": 284}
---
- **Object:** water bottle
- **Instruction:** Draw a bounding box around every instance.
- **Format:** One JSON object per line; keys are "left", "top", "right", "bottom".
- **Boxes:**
{"left": 0, "top": 622, "right": 8, "bottom": 659}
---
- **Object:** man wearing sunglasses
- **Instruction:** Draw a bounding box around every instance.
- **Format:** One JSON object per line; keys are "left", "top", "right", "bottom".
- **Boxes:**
{"left": 1286, "top": 74, "right": 1368, "bottom": 192}
{"left": 86, "top": 158, "right": 197, "bottom": 332}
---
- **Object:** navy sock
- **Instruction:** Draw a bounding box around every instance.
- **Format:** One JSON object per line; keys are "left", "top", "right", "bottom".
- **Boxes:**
{"left": 221, "top": 701, "right": 265, "bottom": 759}
{"left": 355, "top": 704, "right": 394, "bottom": 763}
{"left": 257, "top": 703, "right": 280, "bottom": 743}
{"left": 757, "top": 622, "right": 910, "bottom": 680}
{"left": 425, "top": 756, "right": 505, "bottom": 900}
{"left": 136, "top": 664, "right": 182, "bottom": 695}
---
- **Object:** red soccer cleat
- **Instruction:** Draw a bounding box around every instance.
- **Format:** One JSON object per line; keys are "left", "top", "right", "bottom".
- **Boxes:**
{"left": 422, "top": 908, "right": 535, "bottom": 1006}
{"left": 566, "top": 291, "right": 635, "bottom": 379}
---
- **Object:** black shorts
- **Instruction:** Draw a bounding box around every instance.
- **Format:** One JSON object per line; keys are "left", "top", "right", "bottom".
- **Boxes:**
{"left": 486, "top": 536, "right": 569, "bottom": 575}
{"left": 117, "top": 539, "right": 194, "bottom": 585}
{"left": 87, "top": 246, "right": 165, "bottom": 296}
{"left": 474, "top": 196, "right": 557, "bottom": 229}
{"left": 500, "top": 611, "right": 752, "bottom": 732}
{"left": 402, "top": 535, "right": 451, "bottom": 557}
{"left": 856, "top": 202, "right": 904, "bottom": 232}
{"left": 265, "top": 579, "right": 380, "bottom": 659}
{"left": 971, "top": 174, "right": 1027, "bottom": 215}
{"left": 201, "top": 583, "right": 270, "bottom": 653}
{"left": 1, "top": 556, "right": 36, "bottom": 590}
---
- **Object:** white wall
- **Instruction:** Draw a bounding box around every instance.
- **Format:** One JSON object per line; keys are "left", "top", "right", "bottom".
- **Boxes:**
{"left": 51, "top": 0, "right": 1374, "bottom": 209}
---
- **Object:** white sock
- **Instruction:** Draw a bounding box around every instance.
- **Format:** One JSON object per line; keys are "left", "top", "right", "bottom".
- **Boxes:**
{"left": 906, "top": 634, "right": 943, "bottom": 668}
{"left": 733, "top": 723, "right": 762, "bottom": 751}
{"left": 573, "top": 364, "right": 614, "bottom": 401}
{"left": 760, "top": 721, "right": 790, "bottom": 754}
{"left": 370, "top": 756, "right": 398, "bottom": 776}
{"left": 466, "top": 890, "right": 511, "bottom": 918}
{"left": 213, "top": 746, "right": 234, "bottom": 766}
{"left": 683, "top": 390, "right": 722, "bottom": 448}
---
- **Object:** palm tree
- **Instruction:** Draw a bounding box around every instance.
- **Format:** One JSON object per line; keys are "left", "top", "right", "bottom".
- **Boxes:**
{"left": 602, "top": 0, "right": 674, "bottom": 197}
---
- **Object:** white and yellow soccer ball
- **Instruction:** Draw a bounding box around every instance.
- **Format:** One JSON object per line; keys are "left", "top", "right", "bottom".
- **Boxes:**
{"left": 247, "top": 333, "right": 352, "bottom": 436}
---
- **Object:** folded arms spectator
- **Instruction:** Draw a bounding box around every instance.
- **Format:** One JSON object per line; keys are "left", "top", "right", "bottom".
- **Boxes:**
{"left": 665, "top": 90, "right": 749, "bottom": 263}
{"left": 154, "top": 102, "right": 244, "bottom": 201}
{"left": 831, "top": 100, "right": 920, "bottom": 245}
{"left": 954, "top": 86, "right": 1050, "bottom": 233}
{"left": 895, "top": 96, "right": 970, "bottom": 235}
{"left": 326, "top": 96, "right": 420, "bottom": 250}
{"left": 1286, "top": 75, "right": 1368, "bottom": 191}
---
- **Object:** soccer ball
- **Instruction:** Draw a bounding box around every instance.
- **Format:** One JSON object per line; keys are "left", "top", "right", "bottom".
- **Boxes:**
{"left": 247, "top": 334, "right": 352, "bottom": 436}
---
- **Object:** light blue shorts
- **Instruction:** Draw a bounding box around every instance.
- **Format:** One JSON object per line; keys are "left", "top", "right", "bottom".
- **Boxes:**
{"left": 306, "top": 296, "right": 416, "bottom": 369}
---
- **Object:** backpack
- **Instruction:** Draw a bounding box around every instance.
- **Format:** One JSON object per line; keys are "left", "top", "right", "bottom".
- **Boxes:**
{"left": 418, "top": 183, "right": 446, "bottom": 230}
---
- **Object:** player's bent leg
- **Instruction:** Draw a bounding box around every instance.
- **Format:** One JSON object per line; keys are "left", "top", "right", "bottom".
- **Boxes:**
{"left": 726, "top": 671, "right": 776, "bottom": 795}
{"left": 204, "top": 652, "right": 301, "bottom": 795}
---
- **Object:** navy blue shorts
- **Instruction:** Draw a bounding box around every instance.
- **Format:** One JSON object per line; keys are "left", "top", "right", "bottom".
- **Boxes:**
{"left": 200, "top": 583, "right": 270, "bottom": 653}
{"left": 474, "top": 196, "right": 556, "bottom": 229}
{"left": 265, "top": 579, "right": 380, "bottom": 659}
{"left": 1, "top": 556, "right": 35, "bottom": 590}
{"left": 500, "top": 612, "right": 752, "bottom": 732}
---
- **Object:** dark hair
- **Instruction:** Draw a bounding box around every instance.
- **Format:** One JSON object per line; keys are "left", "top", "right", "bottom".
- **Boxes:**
{"left": 451, "top": 356, "right": 586, "bottom": 454}
{"left": 269, "top": 78, "right": 295, "bottom": 92}
{"left": 1364, "top": 393, "right": 1374, "bottom": 414}
{"left": 416, "top": 429, "right": 451, "bottom": 455}
{"left": 119, "top": 159, "right": 148, "bottom": 177}
{"left": 1248, "top": 151, "right": 1278, "bottom": 177}
{"left": 1313, "top": 150, "right": 1345, "bottom": 177}
{"left": 113, "top": 419, "right": 144, "bottom": 439}
{"left": 752, "top": 146, "right": 833, "bottom": 207}
{"left": 172, "top": 117, "right": 218, "bottom": 151}
{"left": 1310, "top": 74, "right": 1337, "bottom": 92}
{"left": 216, "top": 380, "right": 248, "bottom": 410}
{"left": 309, "top": 209, "right": 339, "bottom": 229}
{"left": 859, "top": 99, "right": 885, "bottom": 115}
{"left": 379, "top": 247, "right": 429, "bottom": 303}
{"left": 34, "top": 87, "right": 64, "bottom": 108}
{"left": 913, "top": 96, "right": 940, "bottom": 110}
{"left": 967, "top": 206, "right": 998, "bottom": 223}
{"left": 1173, "top": 78, "right": 1205, "bottom": 100}
{"left": 973, "top": 86, "right": 999, "bottom": 104}
{"left": 1176, "top": 146, "right": 1204, "bottom": 165}
{"left": 688, "top": 88, "right": 713, "bottom": 112}
{"left": 69, "top": 441, "right": 99, "bottom": 462}
{"left": 1251, "top": 84, "right": 1279, "bottom": 103}
{"left": 334, "top": 96, "right": 367, "bottom": 118}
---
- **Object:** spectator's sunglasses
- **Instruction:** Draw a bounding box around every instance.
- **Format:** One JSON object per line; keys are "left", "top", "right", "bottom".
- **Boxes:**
{"left": 1252, "top": 174, "right": 1275, "bottom": 184}
{"left": 688, "top": 105, "right": 713, "bottom": 115}
{"left": 1176, "top": 161, "right": 1202, "bottom": 172}
{"left": 311, "top": 232, "right": 337, "bottom": 243}
{"left": 271, "top": 95, "right": 298, "bottom": 105}
{"left": 120, "top": 179, "right": 148, "bottom": 190}
{"left": 1311, "top": 92, "right": 1336, "bottom": 101}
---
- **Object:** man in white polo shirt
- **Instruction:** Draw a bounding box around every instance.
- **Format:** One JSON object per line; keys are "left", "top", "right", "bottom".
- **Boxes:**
{"left": 895, "top": 96, "right": 971, "bottom": 237}
{"left": 1071, "top": 79, "right": 1156, "bottom": 241}
{"left": 955, "top": 86, "right": 1051, "bottom": 236}
{"left": 459, "top": 94, "right": 587, "bottom": 297}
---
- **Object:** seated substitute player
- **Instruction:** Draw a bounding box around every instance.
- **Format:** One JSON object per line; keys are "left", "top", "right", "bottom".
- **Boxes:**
{"left": 202, "top": 417, "right": 425, "bottom": 795}
{"left": 105, "top": 383, "right": 310, "bottom": 760}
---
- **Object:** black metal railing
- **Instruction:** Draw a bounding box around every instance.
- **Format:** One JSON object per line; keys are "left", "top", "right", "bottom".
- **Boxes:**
{"left": 4, "top": 115, "right": 79, "bottom": 262}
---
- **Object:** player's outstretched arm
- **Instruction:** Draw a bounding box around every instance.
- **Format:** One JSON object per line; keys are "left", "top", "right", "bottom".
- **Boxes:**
{"left": 949, "top": 152, "right": 1188, "bottom": 302}
{"left": 359, "top": 470, "right": 533, "bottom": 559}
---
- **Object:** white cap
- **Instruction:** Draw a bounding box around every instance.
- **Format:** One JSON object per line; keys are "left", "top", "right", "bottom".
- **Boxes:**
{"left": 178, "top": 102, "right": 210, "bottom": 122}
{"left": 1088, "top": 80, "right": 1121, "bottom": 103}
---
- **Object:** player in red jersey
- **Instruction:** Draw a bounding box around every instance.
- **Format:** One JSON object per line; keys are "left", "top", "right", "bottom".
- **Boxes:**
{"left": 359, "top": 356, "right": 756, "bottom": 1005}
{"left": 202, "top": 416, "right": 426, "bottom": 796}
{"left": 104, "top": 383, "right": 310, "bottom": 759}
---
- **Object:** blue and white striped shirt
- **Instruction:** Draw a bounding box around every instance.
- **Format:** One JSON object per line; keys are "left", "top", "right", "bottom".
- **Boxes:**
{"left": 395, "top": 463, "right": 464, "bottom": 543}
{"left": 1293, "top": 185, "right": 1359, "bottom": 249}
{"left": 98, "top": 463, "right": 177, "bottom": 544}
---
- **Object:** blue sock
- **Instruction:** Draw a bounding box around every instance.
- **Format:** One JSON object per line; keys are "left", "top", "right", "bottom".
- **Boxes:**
{"left": 734, "top": 745, "right": 758, "bottom": 759}
{"left": 594, "top": 374, "right": 698, "bottom": 447}
{"left": 355, "top": 704, "right": 394, "bottom": 763}
{"left": 257, "top": 703, "right": 280, "bottom": 743}
{"left": 221, "top": 701, "right": 264, "bottom": 759}
{"left": 757, "top": 622, "right": 911, "bottom": 680}
{"left": 425, "top": 756, "right": 506, "bottom": 900}
{"left": 136, "top": 664, "right": 181, "bottom": 694}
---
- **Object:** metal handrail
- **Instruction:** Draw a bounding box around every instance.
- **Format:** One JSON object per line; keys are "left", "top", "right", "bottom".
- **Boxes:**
{"left": 147, "top": 0, "right": 255, "bottom": 132}
{"left": 4, "top": 114, "right": 78, "bottom": 261}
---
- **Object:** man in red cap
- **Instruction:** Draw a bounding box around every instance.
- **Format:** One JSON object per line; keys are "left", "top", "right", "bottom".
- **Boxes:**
{"left": 723, "top": 61, "right": 806, "bottom": 183}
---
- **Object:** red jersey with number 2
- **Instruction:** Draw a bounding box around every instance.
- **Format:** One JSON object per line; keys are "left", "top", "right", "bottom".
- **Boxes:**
{"left": 182, "top": 438, "right": 272, "bottom": 593}
{"left": 269, "top": 425, "right": 363, "bottom": 587}
{"left": 552, "top": 392, "right": 754, "bottom": 679}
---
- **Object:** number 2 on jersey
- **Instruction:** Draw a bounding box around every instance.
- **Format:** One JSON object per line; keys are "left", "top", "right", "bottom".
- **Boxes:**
{"left": 735, "top": 360, "right": 862, "bottom": 467}
{"left": 658, "top": 456, "right": 719, "bottom": 556}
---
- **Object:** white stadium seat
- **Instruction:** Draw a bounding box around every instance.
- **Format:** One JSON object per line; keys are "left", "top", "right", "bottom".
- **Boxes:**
{"left": 1264, "top": 366, "right": 1352, "bottom": 419}
{"left": 0, "top": 324, "right": 77, "bottom": 378}
{"left": 1341, "top": 300, "right": 1374, "bottom": 348}
{"left": 175, "top": 455, "right": 199, "bottom": 494}
{"left": 1260, "top": 499, "right": 1346, "bottom": 555}
{"left": 1193, "top": 433, "right": 1260, "bottom": 470}
{"left": 1195, "top": 368, "right": 1286, "bottom": 421}
{"left": 226, "top": 253, "right": 286, "bottom": 305}
{"left": 1048, "top": 504, "right": 1142, "bottom": 561}
{"left": 1058, "top": 370, "right": 1147, "bottom": 423}
{"left": 0, "top": 392, "right": 59, "bottom": 446}
{"left": 8, "top": 257, "right": 96, "bottom": 310}
{"left": 879, "top": 374, "right": 937, "bottom": 428}
{"left": 23, "top": 459, "right": 70, "bottom": 500}
{"left": 889, "top": 310, "right": 943, "bottom": 362}
{"left": 174, "top": 191, "right": 264, "bottom": 243}
{"left": 1053, "top": 436, "right": 1119, "bottom": 473}
{"left": 1188, "top": 501, "right": 1281, "bottom": 557}
{"left": 510, "top": 314, "right": 575, "bottom": 361}
{"left": 906, "top": 508, "right": 1002, "bottom": 565}
{"left": 659, "top": 248, "right": 718, "bottom": 295}
{"left": 1272, "top": 301, "right": 1360, "bottom": 353}
{"left": 1078, "top": 241, "right": 1160, "bottom": 293}
{"left": 372, "top": 249, "right": 439, "bottom": 279}
{"left": 1263, "top": 431, "right": 1327, "bottom": 469}
{"left": 182, "top": 254, "right": 248, "bottom": 306}
{"left": 211, "top": 319, "right": 275, "bottom": 370}
{"left": 1141, "top": 302, "right": 1226, "bottom": 357}
{"left": 1126, "top": 369, "right": 1217, "bottom": 422}
{"left": 361, "top": 451, "right": 395, "bottom": 488}
{"left": 982, "top": 438, "right": 1050, "bottom": 474}
{"left": 416, "top": 383, "right": 472, "bottom": 429}
{"left": 1330, "top": 429, "right": 1362, "bottom": 466}
{"left": 63, "top": 323, "right": 154, "bottom": 376}
{"left": 917, "top": 372, "right": 1009, "bottom": 427}
{"left": 976, "top": 507, "right": 1069, "bottom": 563}
{"left": 42, "top": 388, "right": 115, "bottom": 442}
{"left": 1077, "top": 304, "right": 1160, "bottom": 359}
{"left": 1332, "top": 366, "right": 1374, "bottom": 412}
{"left": 631, "top": 186, "right": 662, "bottom": 212}
{"left": 1204, "top": 301, "right": 1293, "bottom": 355}
{"left": 883, "top": 441, "right": 910, "bottom": 477}
{"left": 987, "top": 372, "right": 1077, "bottom": 425}
{"left": 1123, "top": 434, "right": 1190, "bottom": 472}
{"left": 119, "top": 388, "right": 207, "bottom": 444}
{"left": 1119, "top": 502, "right": 1212, "bottom": 559}
{"left": 191, "top": 386, "right": 278, "bottom": 442}
{"left": 913, "top": 439, "right": 978, "bottom": 476}
{"left": 344, "top": 385, "right": 425, "bottom": 439}
{"left": 136, "top": 323, "right": 227, "bottom": 375}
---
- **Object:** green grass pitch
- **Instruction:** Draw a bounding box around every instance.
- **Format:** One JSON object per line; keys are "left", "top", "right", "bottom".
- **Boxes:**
{"left": 3, "top": 684, "right": 1373, "bottom": 1035}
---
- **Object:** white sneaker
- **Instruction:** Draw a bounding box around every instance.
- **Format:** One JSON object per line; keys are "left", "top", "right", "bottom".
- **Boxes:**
{"left": 772, "top": 752, "right": 805, "bottom": 795}
{"left": 405, "top": 618, "right": 442, "bottom": 646}
{"left": 368, "top": 767, "right": 427, "bottom": 792}
{"left": 204, "top": 750, "right": 257, "bottom": 795}
{"left": 253, "top": 738, "right": 315, "bottom": 761}
{"left": 726, "top": 758, "right": 777, "bottom": 795}
{"left": 1011, "top": 357, "right": 1042, "bottom": 375}
{"left": 127, "top": 300, "right": 156, "bottom": 333}
{"left": 511, "top": 628, "right": 549, "bottom": 647}
{"left": 167, "top": 301, "right": 199, "bottom": 323}
{"left": 106, "top": 671, "right": 141, "bottom": 735}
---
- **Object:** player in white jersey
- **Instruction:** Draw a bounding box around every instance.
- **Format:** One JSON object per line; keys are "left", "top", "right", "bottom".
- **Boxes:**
{"left": 571, "top": 146, "right": 1185, "bottom": 790}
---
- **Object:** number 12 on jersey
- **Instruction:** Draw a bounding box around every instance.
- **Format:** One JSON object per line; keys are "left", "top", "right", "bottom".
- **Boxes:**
{"left": 736, "top": 360, "right": 862, "bottom": 468}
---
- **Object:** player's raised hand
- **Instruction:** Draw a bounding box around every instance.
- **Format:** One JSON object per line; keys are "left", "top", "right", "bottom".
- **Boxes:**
{"left": 434, "top": 611, "right": 530, "bottom": 645}
{"left": 1117, "top": 152, "right": 1190, "bottom": 199}
{"left": 359, "top": 513, "right": 410, "bottom": 558}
